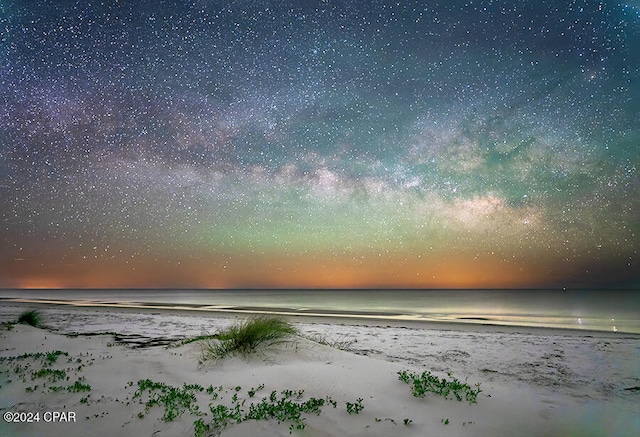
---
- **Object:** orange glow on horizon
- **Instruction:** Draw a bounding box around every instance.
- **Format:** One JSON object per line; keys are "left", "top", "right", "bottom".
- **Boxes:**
{"left": 15, "top": 279, "right": 66, "bottom": 289}
{"left": 2, "top": 251, "right": 555, "bottom": 289}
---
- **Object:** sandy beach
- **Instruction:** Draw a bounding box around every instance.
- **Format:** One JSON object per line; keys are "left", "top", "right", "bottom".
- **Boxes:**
{"left": 1, "top": 302, "right": 639, "bottom": 437}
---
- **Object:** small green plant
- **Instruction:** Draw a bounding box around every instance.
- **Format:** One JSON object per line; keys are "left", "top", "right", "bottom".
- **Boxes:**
{"left": 398, "top": 370, "right": 481, "bottom": 404}
{"left": 132, "top": 379, "right": 204, "bottom": 422}
{"left": 17, "top": 310, "right": 41, "bottom": 327}
{"left": 345, "top": 398, "right": 364, "bottom": 415}
{"left": 201, "top": 316, "right": 298, "bottom": 362}
{"left": 193, "top": 417, "right": 209, "bottom": 437}
{"left": 44, "top": 351, "right": 68, "bottom": 366}
{"left": 247, "top": 384, "right": 265, "bottom": 398}
{"left": 68, "top": 379, "right": 92, "bottom": 392}
{"left": 32, "top": 368, "right": 66, "bottom": 382}
{"left": 242, "top": 389, "right": 332, "bottom": 433}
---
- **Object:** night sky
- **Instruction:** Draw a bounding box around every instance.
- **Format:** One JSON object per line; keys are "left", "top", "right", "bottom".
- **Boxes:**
{"left": 1, "top": 0, "right": 638, "bottom": 289}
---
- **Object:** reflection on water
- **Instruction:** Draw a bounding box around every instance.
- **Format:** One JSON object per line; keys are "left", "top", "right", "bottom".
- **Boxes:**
{"left": 1, "top": 288, "right": 638, "bottom": 334}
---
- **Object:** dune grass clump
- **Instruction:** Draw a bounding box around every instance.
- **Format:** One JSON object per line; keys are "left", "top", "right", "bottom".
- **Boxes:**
{"left": 17, "top": 309, "right": 41, "bottom": 327}
{"left": 201, "top": 316, "right": 298, "bottom": 362}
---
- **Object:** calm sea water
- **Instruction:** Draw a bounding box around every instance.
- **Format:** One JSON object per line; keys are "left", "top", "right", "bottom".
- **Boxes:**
{"left": 1, "top": 289, "right": 639, "bottom": 334}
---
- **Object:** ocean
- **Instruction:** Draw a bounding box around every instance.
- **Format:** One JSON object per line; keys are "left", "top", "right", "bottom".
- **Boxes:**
{"left": 1, "top": 288, "right": 639, "bottom": 334}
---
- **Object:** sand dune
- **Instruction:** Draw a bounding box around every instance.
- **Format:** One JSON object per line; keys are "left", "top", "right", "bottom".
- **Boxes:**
{"left": 0, "top": 304, "right": 638, "bottom": 437}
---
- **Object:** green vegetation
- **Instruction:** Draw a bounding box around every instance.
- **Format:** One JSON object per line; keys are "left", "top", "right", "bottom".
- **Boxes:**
{"left": 241, "top": 390, "right": 332, "bottom": 434}
{"left": 200, "top": 316, "right": 298, "bottom": 362}
{"left": 132, "top": 379, "right": 205, "bottom": 422}
{"left": 44, "top": 350, "right": 68, "bottom": 366}
{"left": 247, "top": 383, "right": 265, "bottom": 397}
{"left": 68, "top": 379, "right": 92, "bottom": 392}
{"left": 17, "top": 309, "right": 41, "bottom": 327}
{"left": 131, "top": 379, "right": 356, "bottom": 436}
{"left": 0, "top": 350, "right": 94, "bottom": 397}
{"left": 0, "top": 350, "right": 68, "bottom": 365}
{"left": 397, "top": 370, "right": 481, "bottom": 404}
{"left": 32, "top": 368, "right": 67, "bottom": 382}
{"left": 48, "top": 385, "right": 66, "bottom": 392}
{"left": 345, "top": 398, "right": 364, "bottom": 415}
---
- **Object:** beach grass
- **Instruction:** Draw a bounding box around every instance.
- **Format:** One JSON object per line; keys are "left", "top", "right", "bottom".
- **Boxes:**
{"left": 200, "top": 315, "right": 298, "bottom": 362}
{"left": 302, "top": 332, "right": 356, "bottom": 351}
{"left": 17, "top": 309, "right": 41, "bottom": 327}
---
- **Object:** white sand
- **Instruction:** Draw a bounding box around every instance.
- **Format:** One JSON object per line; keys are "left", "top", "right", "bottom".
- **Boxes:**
{"left": 0, "top": 304, "right": 638, "bottom": 437}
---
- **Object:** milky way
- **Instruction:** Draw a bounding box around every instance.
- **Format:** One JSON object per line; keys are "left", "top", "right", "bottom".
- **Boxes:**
{"left": 1, "top": 0, "right": 638, "bottom": 288}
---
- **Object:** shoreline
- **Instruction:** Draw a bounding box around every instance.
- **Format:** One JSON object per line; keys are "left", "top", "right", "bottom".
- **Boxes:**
{"left": 1, "top": 297, "right": 638, "bottom": 338}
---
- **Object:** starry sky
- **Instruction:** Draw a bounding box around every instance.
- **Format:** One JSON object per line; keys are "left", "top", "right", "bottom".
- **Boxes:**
{"left": 0, "top": 0, "right": 638, "bottom": 289}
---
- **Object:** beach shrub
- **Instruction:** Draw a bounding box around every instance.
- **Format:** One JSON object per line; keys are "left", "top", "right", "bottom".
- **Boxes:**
{"left": 17, "top": 309, "right": 41, "bottom": 327}
{"left": 201, "top": 316, "right": 298, "bottom": 361}
{"left": 397, "top": 370, "right": 481, "bottom": 404}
